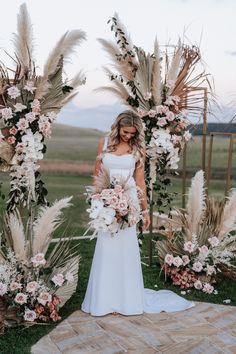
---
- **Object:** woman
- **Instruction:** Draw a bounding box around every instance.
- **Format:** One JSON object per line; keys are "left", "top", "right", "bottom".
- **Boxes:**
{"left": 81, "top": 110, "right": 194, "bottom": 316}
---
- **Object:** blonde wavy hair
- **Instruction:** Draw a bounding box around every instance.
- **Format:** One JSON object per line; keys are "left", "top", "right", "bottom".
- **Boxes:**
{"left": 107, "top": 110, "right": 146, "bottom": 164}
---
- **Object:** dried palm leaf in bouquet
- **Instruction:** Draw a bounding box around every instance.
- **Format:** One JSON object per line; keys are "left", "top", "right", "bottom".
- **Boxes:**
{"left": 156, "top": 170, "right": 236, "bottom": 293}
{"left": 98, "top": 13, "right": 212, "bottom": 213}
{"left": 0, "top": 3, "right": 86, "bottom": 211}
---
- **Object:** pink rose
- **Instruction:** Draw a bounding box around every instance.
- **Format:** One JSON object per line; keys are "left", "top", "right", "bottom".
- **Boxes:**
{"left": 37, "top": 292, "right": 52, "bottom": 306}
{"left": 166, "top": 111, "right": 175, "bottom": 121}
{"left": 7, "top": 136, "right": 16, "bottom": 145}
{"left": 182, "top": 255, "right": 190, "bottom": 266}
{"left": 24, "top": 310, "right": 37, "bottom": 322}
{"left": 192, "top": 261, "right": 203, "bottom": 272}
{"left": 25, "top": 112, "right": 36, "bottom": 123}
{"left": 183, "top": 241, "right": 195, "bottom": 253}
{"left": 31, "top": 253, "right": 46, "bottom": 267}
{"left": 202, "top": 283, "right": 214, "bottom": 294}
{"left": 15, "top": 292, "right": 27, "bottom": 305}
{"left": 9, "top": 282, "right": 22, "bottom": 291}
{"left": 157, "top": 117, "right": 167, "bottom": 127}
{"left": 164, "top": 254, "right": 174, "bottom": 266}
{"left": 194, "top": 280, "right": 203, "bottom": 290}
{"left": 9, "top": 127, "right": 18, "bottom": 135}
{"left": 26, "top": 281, "right": 39, "bottom": 293}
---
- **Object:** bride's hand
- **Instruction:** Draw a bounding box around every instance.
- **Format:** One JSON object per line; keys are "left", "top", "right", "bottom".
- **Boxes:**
{"left": 142, "top": 213, "right": 150, "bottom": 231}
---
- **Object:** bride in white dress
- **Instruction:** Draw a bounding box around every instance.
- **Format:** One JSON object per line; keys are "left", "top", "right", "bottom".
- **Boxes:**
{"left": 81, "top": 110, "right": 194, "bottom": 316}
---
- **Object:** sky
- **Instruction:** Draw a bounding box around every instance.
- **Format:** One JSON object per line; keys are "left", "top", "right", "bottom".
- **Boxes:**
{"left": 1, "top": 0, "right": 236, "bottom": 128}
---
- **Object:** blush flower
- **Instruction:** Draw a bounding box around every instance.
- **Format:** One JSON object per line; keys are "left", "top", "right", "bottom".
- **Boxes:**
{"left": 26, "top": 281, "right": 39, "bottom": 293}
{"left": 182, "top": 255, "right": 190, "bottom": 266}
{"left": 24, "top": 309, "right": 37, "bottom": 322}
{"left": 15, "top": 292, "right": 27, "bottom": 305}
{"left": 183, "top": 241, "right": 195, "bottom": 253}
{"left": 25, "top": 112, "right": 36, "bottom": 123}
{"left": 9, "top": 282, "right": 22, "bottom": 291}
{"left": 17, "top": 118, "right": 29, "bottom": 131}
{"left": 192, "top": 261, "right": 203, "bottom": 272}
{"left": 7, "top": 86, "right": 21, "bottom": 99}
{"left": 51, "top": 274, "right": 64, "bottom": 287}
{"left": 14, "top": 103, "right": 27, "bottom": 112}
{"left": 194, "top": 280, "right": 203, "bottom": 290}
{"left": 208, "top": 236, "right": 220, "bottom": 247}
{"left": 202, "top": 283, "right": 214, "bottom": 294}
{"left": 65, "top": 272, "right": 74, "bottom": 284}
{"left": 173, "top": 256, "right": 183, "bottom": 267}
{"left": 37, "top": 292, "right": 52, "bottom": 306}
{"left": 9, "top": 127, "right": 18, "bottom": 135}
{"left": 24, "top": 80, "right": 36, "bottom": 93}
{"left": 1, "top": 107, "right": 13, "bottom": 120}
{"left": 164, "top": 254, "right": 174, "bottom": 266}
{"left": 31, "top": 253, "right": 46, "bottom": 267}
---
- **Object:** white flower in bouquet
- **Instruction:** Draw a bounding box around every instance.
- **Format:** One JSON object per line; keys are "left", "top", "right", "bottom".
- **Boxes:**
{"left": 51, "top": 274, "right": 65, "bottom": 287}
{"left": 0, "top": 282, "right": 8, "bottom": 296}
{"left": 17, "top": 118, "right": 29, "bottom": 131}
{"left": 202, "top": 283, "right": 214, "bottom": 294}
{"left": 25, "top": 112, "right": 37, "bottom": 123}
{"left": 144, "top": 91, "right": 152, "bottom": 100}
{"left": 37, "top": 291, "right": 52, "bottom": 306}
{"left": 7, "top": 86, "right": 21, "bottom": 99}
{"left": 148, "top": 109, "right": 156, "bottom": 117}
{"left": 88, "top": 199, "right": 104, "bottom": 219}
{"left": 192, "top": 261, "right": 203, "bottom": 272}
{"left": 173, "top": 256, "right": 183, "bottom": 267}
{"left": 194, "top": 280, "right": 203, "bottom": 290}
{"left": 65, "top": 272, "right": 74, "bottom": 284}
{"left": 1, "top": 107, "right": 13, "bottom": 120}
{"left": 9, "top": 282, "right": 22, "bottom": 291}
{"left": 165, "top": 111, "right": 175, "bottom": 121}
{"left": 24, "top": 80, "right": 36, "bottom": 93}
{"left": 26, "top": 281, "right": 39, "bottom": 293}
{"left": 46, "top": 111, "right": 57, "bottom": 123}
{"left": 183, "top": 131, "right": 192, "bottom": 142}
{"left": 164, "top": 254, "right": 174, "bottom": 266}
{"left": 15, "top": 292, "right": 28, "bottom": 305}
{"left": 99, "top": 207, "right": 116, "bottom": 225}
{"left": 31, "top": 253, "right": 46, "bottom": 267}
{"left": 198, "top": 245, "right": 209, "bottom": 257}
{"left": 208, "top": 236, "right": 220, "bottom": 247}
{"left": 109, "top": 220, "right": 120, "bottom": 234}
{"left": 157, "top": 117, "right": 167, "bottom": 127}
{"left": 14, "top": 103, "right": 27, "bottom": 112}
{"left": 206, "top": 265, "right": 216, "bottom": 276}
{"left": 182, "top": 255, "right": 190, "bottom": 266}
{"left": 183, "top": 241, "right": 195, "bottom": 253}
{"left": 30, "top": 99, "right": 41, "bottom": 113}
{"left": 24, "top": 309, "right": 37, "bottom": 322}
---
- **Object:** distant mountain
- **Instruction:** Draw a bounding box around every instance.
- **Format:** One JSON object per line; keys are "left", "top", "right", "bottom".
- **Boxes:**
{"left": 57, "top": 102, "right": 236, "bottom": 133}
{"left": 190, "top": 123, "right": 236, "bottom": 135}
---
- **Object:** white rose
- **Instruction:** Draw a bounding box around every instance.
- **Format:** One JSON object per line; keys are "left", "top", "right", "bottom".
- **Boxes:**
{"left": 192, "top": 261, "right": 203, "bottom": 272}
{"left": 7, "top": 86, "right": 21, "bottom": 99}
{"left": 24, "top": 309, "right": 37, "bottom": 322}
{"left": 173, "top": 256, "right": 183, "bottom": 267}
{"left": 164, "top": 254, "right": 174, "bottom": 266}
{"left": 37, "top": 292, "right": 52, "bottom": 306}
{"left": 51, "top": 274, "right": 64, "bottom": 287}
{"left": 15, "top": 292, "right": 27, "bottom": 305}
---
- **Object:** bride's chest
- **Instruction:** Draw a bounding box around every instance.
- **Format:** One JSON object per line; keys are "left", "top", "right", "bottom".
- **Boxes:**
{"left": 102, "top": 153, "right": 136, "bottom": 171}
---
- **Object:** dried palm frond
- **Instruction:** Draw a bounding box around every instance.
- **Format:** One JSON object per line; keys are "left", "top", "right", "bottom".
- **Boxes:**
{"left": 186, "top": 170, "right": 206, "bottom": 239}
{"left": 5, "top": 211, "right": 26, "bottom": 262}
{"left": 151, "top": 38, "right": 162, "bottom": 105}
{"left": 12, "top": 3, "right": 34, "bottom": 77}
{"left": 36, "top": 29, "right": 86, "bottom": 100}
{"left": 166, "top": 40, "right": 182, "bottom": 94}
{"left": 93, "top": 165, "right": 110, "bottom": 193}
{"left": 53, "top": 256, "right": 80, "bottom": 307}
{"left": 219, "top": 189, "right": 236, "bottom": 239}
{"left": 32, "top": 196, "right": 73, "bottom": 255}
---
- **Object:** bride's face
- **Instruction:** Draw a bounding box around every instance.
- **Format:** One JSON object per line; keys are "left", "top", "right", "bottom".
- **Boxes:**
{"left": 119, "top": 125, "right": 137, "bottom": 143}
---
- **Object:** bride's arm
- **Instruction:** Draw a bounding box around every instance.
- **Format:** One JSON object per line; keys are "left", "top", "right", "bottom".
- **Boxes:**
{"left": 134, "top": 161, "right": 150, "bottom": 230}
{"left": 92, "top": 137, "right": 104, "bottom": 184}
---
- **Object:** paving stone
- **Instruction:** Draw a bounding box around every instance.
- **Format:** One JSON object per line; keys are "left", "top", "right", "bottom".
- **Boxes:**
{"left": 31, "top": 302, "right": 236, "bottom": 354}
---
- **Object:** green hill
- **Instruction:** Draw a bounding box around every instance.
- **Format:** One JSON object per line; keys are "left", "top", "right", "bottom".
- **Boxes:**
{"left": 44, "top": 123, "right": 104, "bottom": 162}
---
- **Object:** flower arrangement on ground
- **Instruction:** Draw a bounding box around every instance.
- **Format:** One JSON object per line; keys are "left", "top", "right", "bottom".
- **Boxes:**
{"left": 98, "top": 13, "right": 211, "bottom": 211}
{"left": 156, "top": 170, "right": 236, "bottom": 293}
{"left": 85, "top": 166, "right": 142, "bottom": 238}
{"left": 0, "top": 4, "right": 86, "bottom": 211}
{"left": 0, "top": 197, "right": 79, "bottom": 333}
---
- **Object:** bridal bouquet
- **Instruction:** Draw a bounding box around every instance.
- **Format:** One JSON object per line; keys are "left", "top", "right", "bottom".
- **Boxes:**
{"left": 85, "top": 167, "right": 142, "bottom": 238}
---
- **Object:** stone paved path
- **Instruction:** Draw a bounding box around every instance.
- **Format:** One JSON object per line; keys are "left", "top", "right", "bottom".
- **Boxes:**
{"left": 31, "top": 302, "right": 236, "bottom": 354}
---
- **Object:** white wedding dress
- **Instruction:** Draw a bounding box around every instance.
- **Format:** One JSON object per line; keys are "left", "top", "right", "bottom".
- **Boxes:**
{"left": 81, "top": 138, "right": 194, "bottom": 316}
